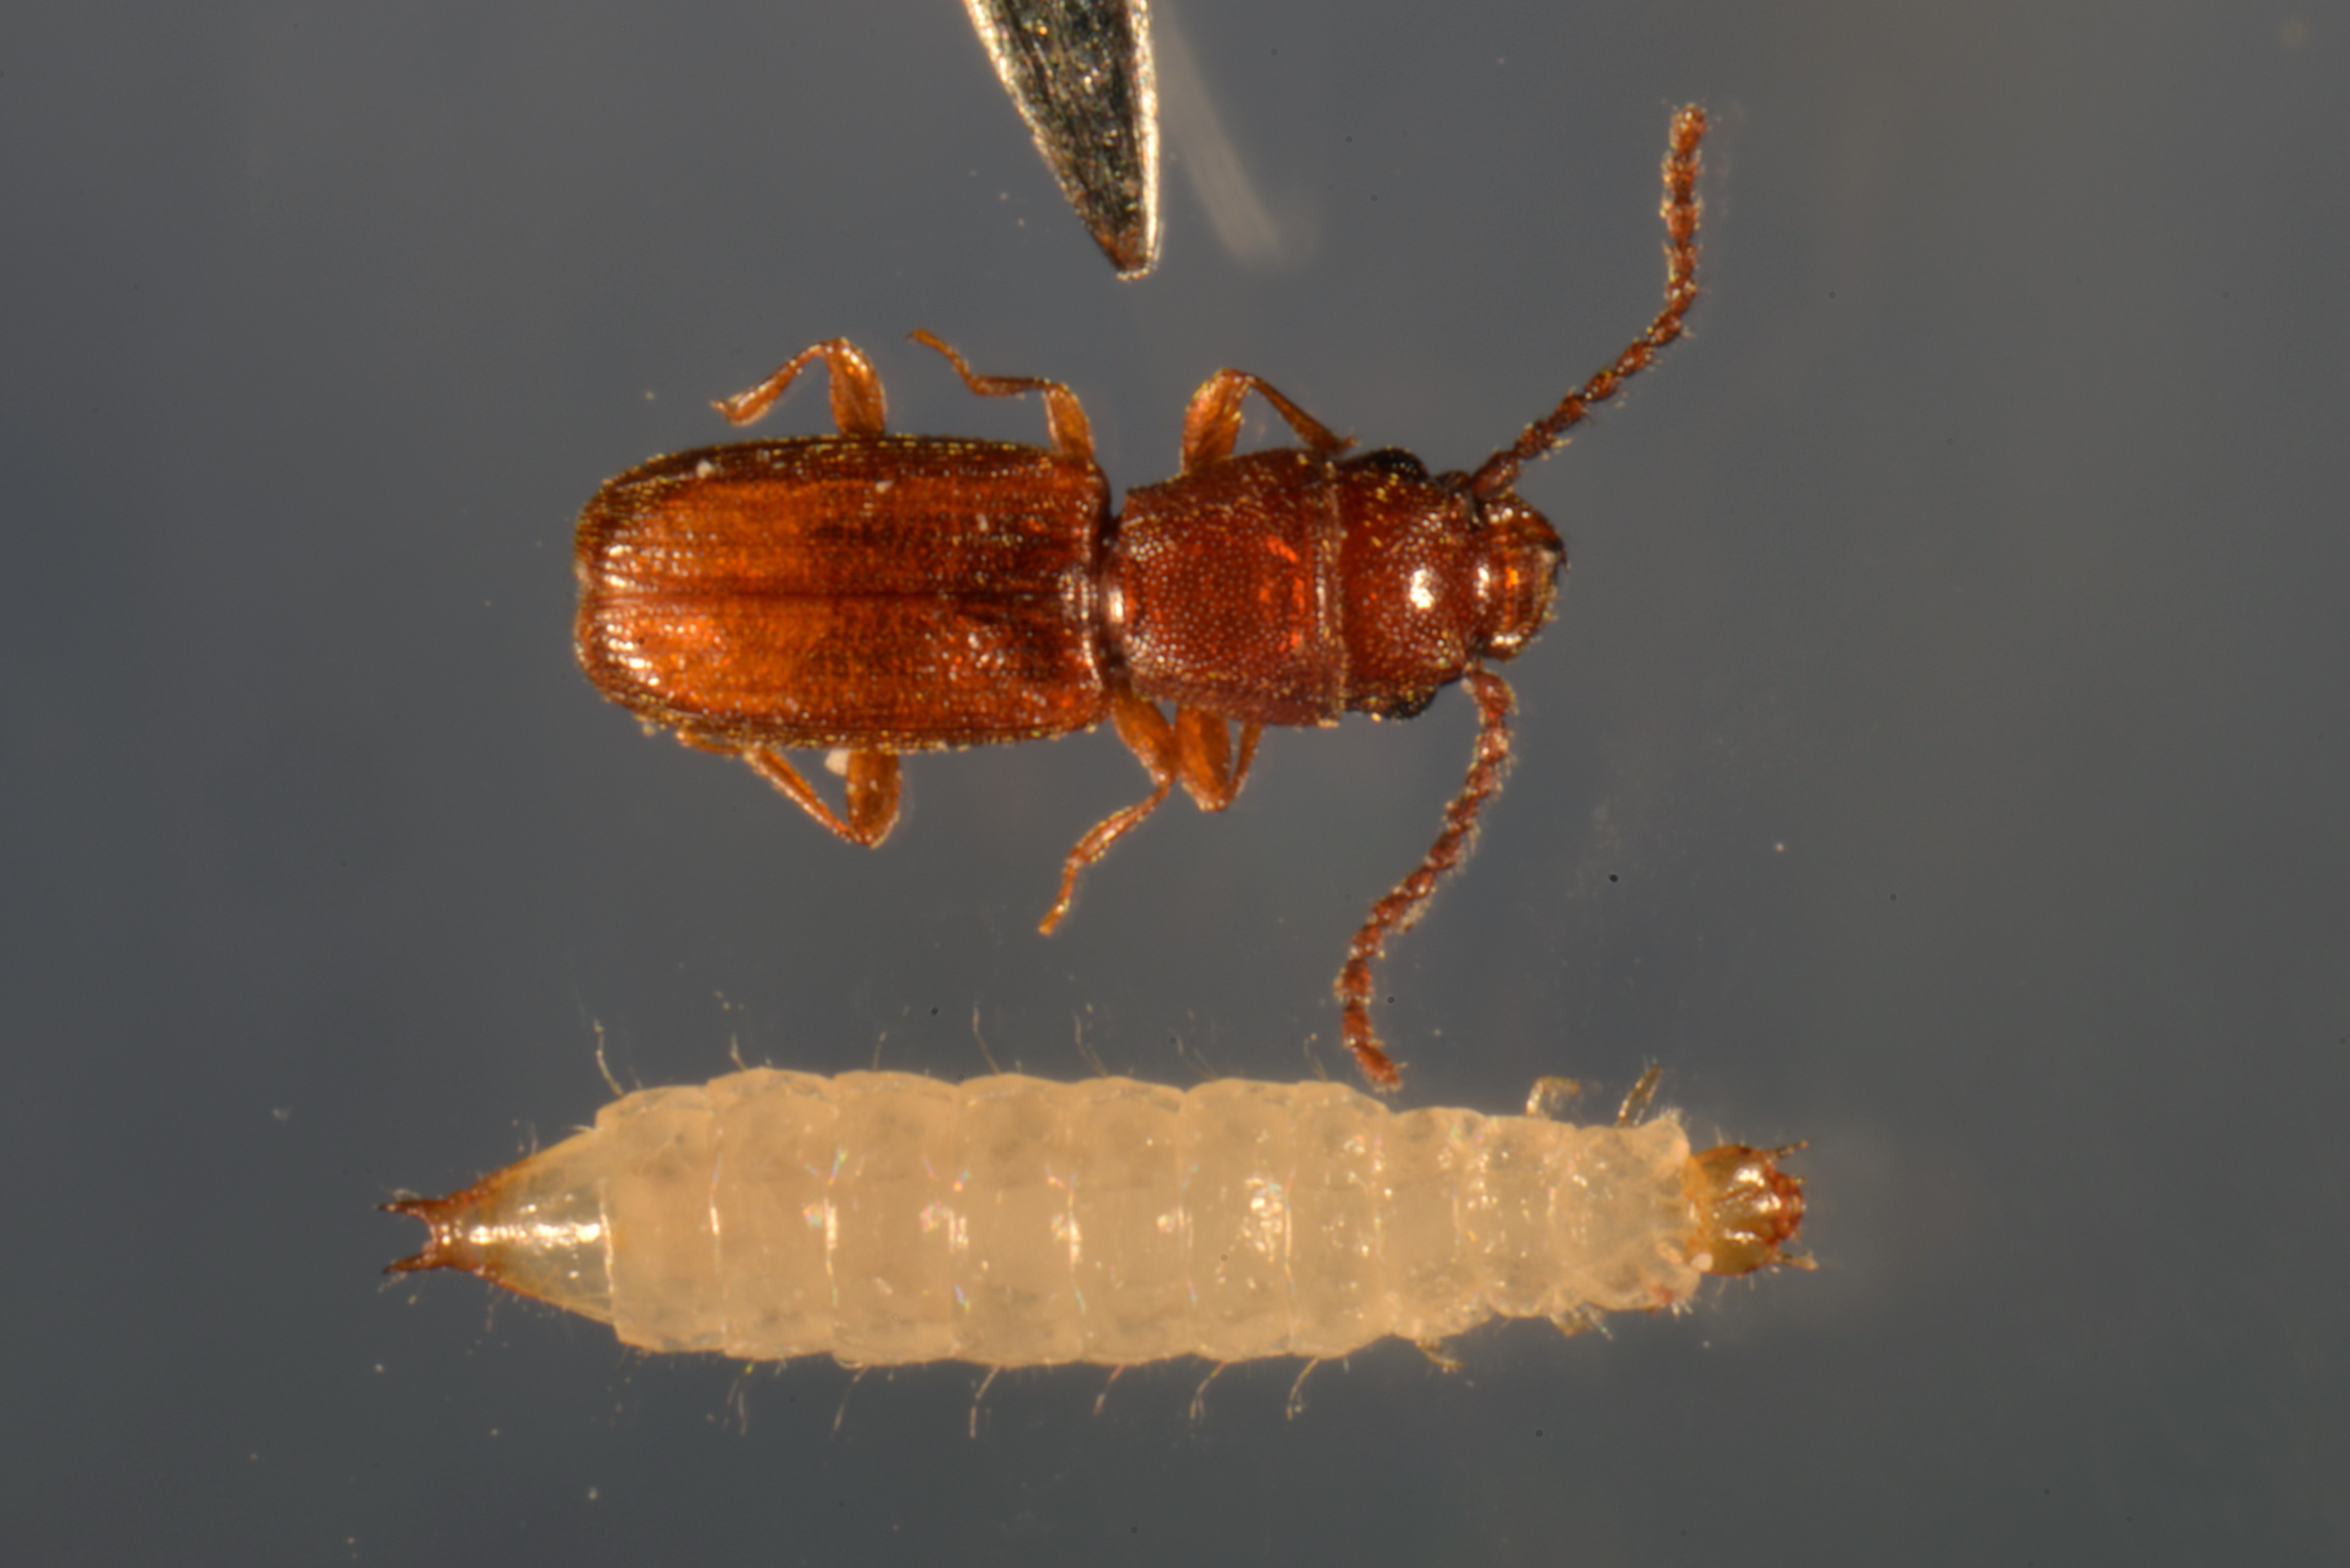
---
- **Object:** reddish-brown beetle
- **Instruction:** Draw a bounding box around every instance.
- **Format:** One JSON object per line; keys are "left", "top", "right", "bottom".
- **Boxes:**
{"left": 577, "top": 108, "right": 1707, "bottom": 1091}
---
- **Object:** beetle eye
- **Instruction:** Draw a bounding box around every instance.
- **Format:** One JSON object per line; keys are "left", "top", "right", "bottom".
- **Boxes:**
{"left": 1343, "top": 448, "right": 1429, "bottom": 481}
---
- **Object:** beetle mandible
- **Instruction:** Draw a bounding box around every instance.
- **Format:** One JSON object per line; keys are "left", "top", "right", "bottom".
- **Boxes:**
{"left": 575, "top": 108, "right": 1707, "bottom": 1092}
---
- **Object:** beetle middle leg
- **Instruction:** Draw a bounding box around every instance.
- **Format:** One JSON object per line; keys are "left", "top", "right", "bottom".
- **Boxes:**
{"left": 1039, "top": 691, "right": 1261, "bottom": 934}
{"left": 742, "top": 746, "right": 902, "bottom": 847}
{"left": 908, "top": 329, "right": 1097, "bottom": 464}
{"left": 1335, "top": 665, "right": 1517, "bottom": 1092}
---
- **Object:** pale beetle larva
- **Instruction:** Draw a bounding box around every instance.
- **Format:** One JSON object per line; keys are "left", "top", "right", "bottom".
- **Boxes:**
{"left": 386, "top": 1068, "right": 1805, "bottom": 1369}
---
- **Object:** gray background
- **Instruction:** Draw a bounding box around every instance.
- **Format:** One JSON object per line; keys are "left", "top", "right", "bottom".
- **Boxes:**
{"left": 4, "top": 0, "right": 2343, "bottom": 1563}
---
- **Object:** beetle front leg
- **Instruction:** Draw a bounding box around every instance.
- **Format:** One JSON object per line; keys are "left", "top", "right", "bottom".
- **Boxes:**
{"left": 712, "top": 340, "right": 889, "bottom": 438}
{"left": 742, "top": 746, "right": 902, "bottom": 847}
{"left": 1172, "top": 709, "right": 1262, "bottom": 811}
{"left": 1334, "top": 665, "right": 1517, "bottom": 1092}
{"left": 1177, "top": 370, "right": 1353, "bottom": 472}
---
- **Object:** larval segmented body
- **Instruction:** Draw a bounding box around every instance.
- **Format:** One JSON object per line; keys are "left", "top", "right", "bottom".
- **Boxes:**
{"left": 387, "top": 1069, "right": 1804, "bottom": 1367}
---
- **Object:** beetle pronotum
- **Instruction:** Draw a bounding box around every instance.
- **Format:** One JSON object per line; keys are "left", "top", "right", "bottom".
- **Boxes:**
{"left": 573, "top": 109, "right": 1710, "bottom": 1093}
{"left": 387, "top": 1064, "right": 1804, "bottom": 1371}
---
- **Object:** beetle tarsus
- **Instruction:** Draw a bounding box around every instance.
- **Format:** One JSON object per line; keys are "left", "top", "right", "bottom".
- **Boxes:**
{"left": 1041, "top": 773, "right": 1168, "bottom": 934}
{"left": 716, "top": 338, "right": 889, "bottom": 438}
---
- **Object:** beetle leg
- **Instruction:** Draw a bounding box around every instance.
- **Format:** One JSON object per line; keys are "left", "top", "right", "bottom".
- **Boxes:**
{"left": 1039, "top": 688, "right": 1181, "bottom": 934}
{"left": 1524, "top": 1076, "right": 1583, "bottom": 1120}
{"left": 907, "top": 329, "right": 1097, "bottom": 465}
{"left": 1177, "top": 370, "right": 1352, "bottom": 472}
{"left": 1172, "top": 710, "right": 1262, "bottom": 811}
{"left": 1615, "top": 1066, "right": 1664, "bottom": 1127}
{"left": 741, "top": 747, "right": 902, "bottom": 847}
{"left": 1334, "top": 665, "right": 1517, "bottom": 1092}
{"left": 712, "top": 339, "right": 889, "bottom": 438}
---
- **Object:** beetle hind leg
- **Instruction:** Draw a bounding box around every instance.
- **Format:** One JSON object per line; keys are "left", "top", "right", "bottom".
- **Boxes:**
{"left": 742, "top": 747, "right": 901, "bottom": 847}
{"left": 1334, "top": 666, "right": 1517, "bottom": 1093}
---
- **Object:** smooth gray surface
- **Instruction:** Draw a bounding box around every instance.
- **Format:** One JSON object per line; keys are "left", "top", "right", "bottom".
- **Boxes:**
{"left": 4, "top": 1, "right": 2342, "bottom": 1563}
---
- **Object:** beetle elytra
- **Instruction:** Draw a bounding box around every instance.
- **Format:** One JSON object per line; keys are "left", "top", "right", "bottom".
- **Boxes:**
{"left": 575, "top": 108, "right": 1709, "bottom": 1091}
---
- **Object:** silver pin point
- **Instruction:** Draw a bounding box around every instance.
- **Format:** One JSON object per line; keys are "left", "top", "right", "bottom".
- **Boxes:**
{"left": 961, "top": 0, "right": 1161, "bottom": 278}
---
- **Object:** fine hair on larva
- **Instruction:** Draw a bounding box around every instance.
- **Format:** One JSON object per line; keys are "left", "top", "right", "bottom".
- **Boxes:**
{"left": 386, "top": 1068, "right": 1806, "bottom": 1372}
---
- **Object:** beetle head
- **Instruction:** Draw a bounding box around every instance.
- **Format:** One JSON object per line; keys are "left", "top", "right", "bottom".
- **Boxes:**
{"left": 1471, "top": 493, "right": 1565, "bottom": 660}
{"left": 1682, "top": 1142, "right": 1811, "bottom": 1276}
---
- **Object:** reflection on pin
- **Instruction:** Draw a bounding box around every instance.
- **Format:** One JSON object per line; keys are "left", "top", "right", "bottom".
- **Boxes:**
{"left": 1154, "top": 2, "right": 1299, "bottom": 268}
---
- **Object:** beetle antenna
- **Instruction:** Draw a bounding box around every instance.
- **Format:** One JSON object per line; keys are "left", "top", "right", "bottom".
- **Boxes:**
{"left": 1470, "top": 105, "right": 1705, "bottom": 502}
